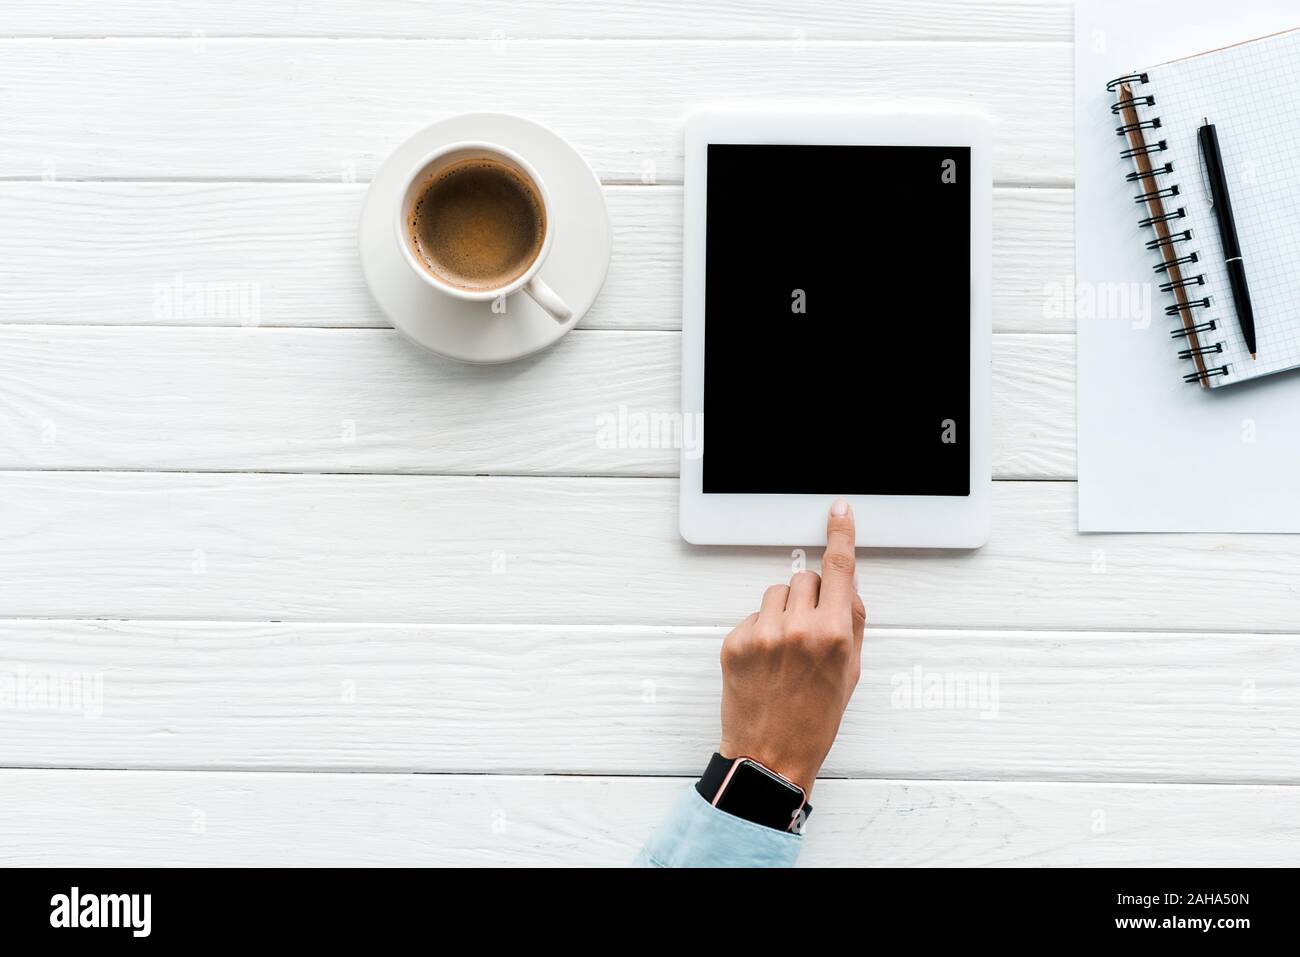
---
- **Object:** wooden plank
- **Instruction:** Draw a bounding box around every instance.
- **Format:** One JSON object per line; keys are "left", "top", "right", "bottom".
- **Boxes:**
{"left": 0, "top": 1, "right": 1073, "bottom": 41}
{"left": 0, "top": 769, "right": 1296, "bottom": 866}
{"left": 1, "top": 473, "right": 1298, "bottom": 632}
{"left": 0, "top": 40, "right": 1071, "bottom": 183}
{"left": 0, "top": 183, "right": 1072, "bottom": 332}
{"left": 0, "top": 328, "right": 1075, "bottom": 480}
{"left": 1, "top": 621, "right": 1296, "bottom": 781}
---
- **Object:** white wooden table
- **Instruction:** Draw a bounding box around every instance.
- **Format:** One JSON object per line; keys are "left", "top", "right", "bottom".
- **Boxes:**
{"left": 1, "top": 0, "right": 1297, "bottom": 867}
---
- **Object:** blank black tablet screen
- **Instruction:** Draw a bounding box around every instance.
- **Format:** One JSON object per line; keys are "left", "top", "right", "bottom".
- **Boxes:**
{"left": 703, "top": 144, "right": 970, "bottom": 496}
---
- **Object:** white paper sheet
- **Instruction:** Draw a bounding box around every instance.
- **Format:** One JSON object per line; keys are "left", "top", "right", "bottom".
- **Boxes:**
{"left": 1075, "top": 0, "right": 1300, "bottom": 531}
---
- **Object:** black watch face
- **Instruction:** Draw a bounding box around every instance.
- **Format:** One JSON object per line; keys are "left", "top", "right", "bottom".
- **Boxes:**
{"left": 714, "top": 761, "right": 805, "bottom": 832}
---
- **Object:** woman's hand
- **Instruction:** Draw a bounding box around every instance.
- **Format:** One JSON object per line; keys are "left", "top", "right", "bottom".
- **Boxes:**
{"left": 717, "top": 499, "right": 866, "bottom": 796}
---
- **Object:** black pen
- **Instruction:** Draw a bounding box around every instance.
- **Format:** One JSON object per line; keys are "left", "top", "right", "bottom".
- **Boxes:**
{"left": 1198, "top": 119, "right": 1257, "bottom": 358}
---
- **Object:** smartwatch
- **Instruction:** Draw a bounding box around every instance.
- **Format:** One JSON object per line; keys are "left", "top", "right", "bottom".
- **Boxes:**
{"left": 696, "top": 753, "right": 812, "bottom": 834}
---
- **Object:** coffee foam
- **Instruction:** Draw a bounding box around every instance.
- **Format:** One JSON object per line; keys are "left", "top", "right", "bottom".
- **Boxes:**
{"left": 407, "top": 158, "right": 546, "bottom": 291}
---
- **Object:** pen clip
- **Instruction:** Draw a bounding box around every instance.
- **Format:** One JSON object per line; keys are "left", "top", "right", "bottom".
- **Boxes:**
{"left": 1199, "top": 118, "right": 1215, "bottom": 208}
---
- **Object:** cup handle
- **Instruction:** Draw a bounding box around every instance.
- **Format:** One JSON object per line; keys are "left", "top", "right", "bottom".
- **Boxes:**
{"left": 523, "top": 275, "right": 573, "bottom": 323}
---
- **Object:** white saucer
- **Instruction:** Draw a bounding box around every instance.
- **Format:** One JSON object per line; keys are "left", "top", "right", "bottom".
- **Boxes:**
{"left": 360, "top": 114, "right": 612, "bottom": 364}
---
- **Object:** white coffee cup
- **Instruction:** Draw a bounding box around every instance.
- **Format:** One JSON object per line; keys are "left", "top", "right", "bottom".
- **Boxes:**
{"left": 395, "top": 142, "right": 572, "bottom": 322}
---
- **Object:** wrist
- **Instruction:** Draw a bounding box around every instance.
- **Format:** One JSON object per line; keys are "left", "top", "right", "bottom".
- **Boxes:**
{"left": 717, "top": 740, "right": 819, "bottom": 796}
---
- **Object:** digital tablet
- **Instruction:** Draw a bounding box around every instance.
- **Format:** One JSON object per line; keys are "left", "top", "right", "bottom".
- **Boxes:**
{"left": 679, "top": 107, "right": 991, "bottom": 547}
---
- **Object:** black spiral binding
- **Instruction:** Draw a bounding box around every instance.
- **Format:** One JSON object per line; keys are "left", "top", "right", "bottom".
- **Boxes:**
{"left": 1108, "top": 73, "right": 1229, "bottom": 385}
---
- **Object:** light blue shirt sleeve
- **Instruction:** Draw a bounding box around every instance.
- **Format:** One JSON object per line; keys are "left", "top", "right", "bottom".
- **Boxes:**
{"left": 633, "top": 785, "right": 802, "bottom": 868}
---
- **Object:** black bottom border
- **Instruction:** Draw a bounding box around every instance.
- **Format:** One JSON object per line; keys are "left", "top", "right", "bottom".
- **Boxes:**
{"left": 0, "top": 866, "right": 1286, "bottom": 945}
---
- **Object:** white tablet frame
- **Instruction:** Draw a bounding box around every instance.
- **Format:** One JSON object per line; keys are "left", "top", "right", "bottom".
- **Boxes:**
{"left": 679, "top": 106, "right": 992, "bottom": 547}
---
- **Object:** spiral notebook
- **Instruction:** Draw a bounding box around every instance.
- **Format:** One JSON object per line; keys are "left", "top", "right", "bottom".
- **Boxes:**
{"left": 1108, "top": 27, "right": 1300, "bottom": 388}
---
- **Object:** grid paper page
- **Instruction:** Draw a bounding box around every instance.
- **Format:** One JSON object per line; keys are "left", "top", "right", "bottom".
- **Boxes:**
{"left": 1141, "top": 28, "right": 1300, "bottom": 386}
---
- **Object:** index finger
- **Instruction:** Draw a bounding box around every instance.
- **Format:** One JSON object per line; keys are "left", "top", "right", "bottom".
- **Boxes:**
{"left": 819, "top": 497, "right": 857, "bottom": 609}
